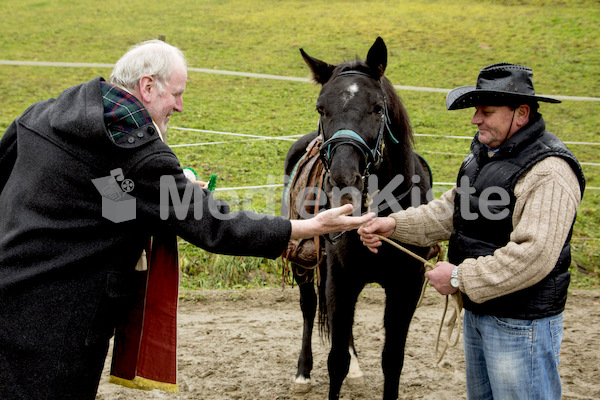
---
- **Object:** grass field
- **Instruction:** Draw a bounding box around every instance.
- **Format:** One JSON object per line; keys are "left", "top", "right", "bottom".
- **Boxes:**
{"left": 1, "top": 0, "right": 598, "bottom": 289}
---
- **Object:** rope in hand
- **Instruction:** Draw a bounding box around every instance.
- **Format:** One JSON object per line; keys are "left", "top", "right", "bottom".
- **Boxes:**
{"left": 365, "top": 193, "right": 463, "bottom": 364}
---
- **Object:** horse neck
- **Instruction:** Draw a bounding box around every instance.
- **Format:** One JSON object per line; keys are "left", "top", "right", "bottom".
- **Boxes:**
{"left": 377, "top": 135, "right": 414, "bottom": 187}
{"left": 381, "top": 89, "right": 415, "bottom": 182}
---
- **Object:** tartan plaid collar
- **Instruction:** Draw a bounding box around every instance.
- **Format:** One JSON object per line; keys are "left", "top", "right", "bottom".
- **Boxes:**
{"left": 101, "top": 81, "right": 154, "bottom": 141}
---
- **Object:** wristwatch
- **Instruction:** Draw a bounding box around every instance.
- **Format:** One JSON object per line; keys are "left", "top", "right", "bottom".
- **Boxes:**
{"left": 450, "top": 266, "right": 460, "bottom": 288}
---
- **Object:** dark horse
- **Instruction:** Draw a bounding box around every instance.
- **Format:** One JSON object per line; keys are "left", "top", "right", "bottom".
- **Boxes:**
{"left": 282, "top": 37, "right": 435, "bottom": 400}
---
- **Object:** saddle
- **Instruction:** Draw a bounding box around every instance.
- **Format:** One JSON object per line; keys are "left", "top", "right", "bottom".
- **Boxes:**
{"left": 282, "top": 135, "right": 326, "bottom": 273}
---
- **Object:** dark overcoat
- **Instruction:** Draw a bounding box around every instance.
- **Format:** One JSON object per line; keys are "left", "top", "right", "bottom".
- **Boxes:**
{"left": 0, "top": 77, "right": 290, "bottom": 399}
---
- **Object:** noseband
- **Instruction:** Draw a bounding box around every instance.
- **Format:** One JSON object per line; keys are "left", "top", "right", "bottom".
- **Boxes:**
{"left": 318, "top": 70, "right": 399, "bottom": 179}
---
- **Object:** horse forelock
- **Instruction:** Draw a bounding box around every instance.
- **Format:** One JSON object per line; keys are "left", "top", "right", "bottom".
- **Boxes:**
{"left": 329, "top": 60, "right": 376, "bottom": 81}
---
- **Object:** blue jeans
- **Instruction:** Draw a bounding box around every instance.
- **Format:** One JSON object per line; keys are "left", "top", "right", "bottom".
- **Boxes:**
{"left": 463, "top": 310, "right": 563, "bottom": 400}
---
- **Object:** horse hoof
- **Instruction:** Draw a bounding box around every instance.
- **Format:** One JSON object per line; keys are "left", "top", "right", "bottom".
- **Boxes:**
{"left": 292, "top": 377, "right": 311, "bottom": 393}
{"left": 345, "top": 374, "right": 364, "bottom": 387}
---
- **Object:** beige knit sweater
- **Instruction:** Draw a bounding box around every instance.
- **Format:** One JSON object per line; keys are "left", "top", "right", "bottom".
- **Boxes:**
{"left": 390, "top": 156, "right": 581, "bottom": 304}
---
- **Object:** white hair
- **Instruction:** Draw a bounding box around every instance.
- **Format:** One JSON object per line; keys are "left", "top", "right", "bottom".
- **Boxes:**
{"left": 109, "top": 39, "right": 187, "bottom": 93}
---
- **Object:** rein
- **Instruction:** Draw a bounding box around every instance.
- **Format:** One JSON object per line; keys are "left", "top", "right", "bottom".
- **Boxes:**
{"left": 365, "top": 193, "right": 463, "bottom": 364}
{"left": 375, "top": 234, "right": 463, "bottom": 364}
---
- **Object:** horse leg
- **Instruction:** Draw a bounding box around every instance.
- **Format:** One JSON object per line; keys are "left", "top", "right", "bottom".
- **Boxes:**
{"left": 327, "top": 283, "right": 360, "bottom": 400}
{"left": 381, "top": 283, "right": 421, "bottom": 400}
{"left": 345, "top": 334, "right": 364, "bottom": 385}
{"left": 292, "top": 267, "right": 317, "bottom": 393}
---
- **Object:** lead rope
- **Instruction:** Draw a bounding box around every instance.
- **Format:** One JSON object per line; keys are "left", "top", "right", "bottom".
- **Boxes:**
{"left": 365, "top": 193, "right": 463, "bottom": 364}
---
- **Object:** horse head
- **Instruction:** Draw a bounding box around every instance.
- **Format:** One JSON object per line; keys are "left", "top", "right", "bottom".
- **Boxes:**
{"left": 300, "top": 37, "right": 414, "bottom": 213}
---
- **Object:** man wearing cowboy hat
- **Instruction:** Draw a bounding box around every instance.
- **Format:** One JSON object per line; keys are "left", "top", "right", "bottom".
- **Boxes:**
{"left": 359, "top": 63, "right": 585, "bottom": 399}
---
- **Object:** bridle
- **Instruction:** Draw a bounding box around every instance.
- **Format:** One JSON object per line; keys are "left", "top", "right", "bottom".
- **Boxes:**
{"left": 318, "top": 70, "right": 400, "bottom": 181}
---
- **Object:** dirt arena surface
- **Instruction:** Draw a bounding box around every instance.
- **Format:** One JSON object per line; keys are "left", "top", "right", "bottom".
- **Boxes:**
{"left": 96, "top": 286, "right": 600, "bottom": 399}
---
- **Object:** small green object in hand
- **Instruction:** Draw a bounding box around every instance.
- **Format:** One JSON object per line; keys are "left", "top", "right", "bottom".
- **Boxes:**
{"left": 182, "top": 167, "right": 198, "bottom": 180}
{"left": 207, "top": 174, "right": 217, "bottom": 192}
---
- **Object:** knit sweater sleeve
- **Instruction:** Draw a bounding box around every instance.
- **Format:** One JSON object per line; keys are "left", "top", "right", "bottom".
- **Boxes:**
{"left": 458, "top": 156, "right": 581, "bottom": 303}
{"left": 389, "top": 187, "right": 456, "bottom": 246}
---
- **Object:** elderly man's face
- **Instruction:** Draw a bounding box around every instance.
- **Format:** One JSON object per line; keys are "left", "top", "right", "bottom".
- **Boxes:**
{"left": 471, "top": 105, "right": 517, "bottom": 149}
{"left": 144, "top": 60, "right": 187, "bottom": 134}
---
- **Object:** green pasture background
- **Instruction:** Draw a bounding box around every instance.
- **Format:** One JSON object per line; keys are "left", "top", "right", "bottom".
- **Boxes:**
{"left": 1, "top": 0, "right": 598, "bottom": 289}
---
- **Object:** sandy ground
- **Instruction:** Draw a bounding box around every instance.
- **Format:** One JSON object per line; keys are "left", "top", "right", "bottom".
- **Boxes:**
{"left": 96, "top": 287, "right": 600, "bottom": 400}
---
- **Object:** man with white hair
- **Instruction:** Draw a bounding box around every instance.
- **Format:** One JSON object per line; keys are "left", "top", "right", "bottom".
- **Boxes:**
{"left": 0, "top": 40, "right": 372, "bottom": 399}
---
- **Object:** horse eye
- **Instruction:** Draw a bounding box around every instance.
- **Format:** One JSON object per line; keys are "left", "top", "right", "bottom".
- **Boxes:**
{"left": 373, "top": 105, "right": 384, "bottom": 115}
{"left": 315, "top": 106, "right": 324, "bottom": 116}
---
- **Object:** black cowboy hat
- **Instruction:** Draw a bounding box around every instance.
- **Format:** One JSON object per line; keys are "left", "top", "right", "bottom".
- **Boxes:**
{"left": 446, "top": 63, "right": 561, "bottom": 110}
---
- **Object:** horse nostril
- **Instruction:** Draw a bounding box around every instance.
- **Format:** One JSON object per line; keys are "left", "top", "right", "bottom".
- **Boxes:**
{"left": 353, "top": 174, "right": 363, "bottom": 191}
{"left": 328, "top": 170, "right": 362, "bottom": 191}
{"left": 326, "top": 176, "right": 336, "bottom": 191}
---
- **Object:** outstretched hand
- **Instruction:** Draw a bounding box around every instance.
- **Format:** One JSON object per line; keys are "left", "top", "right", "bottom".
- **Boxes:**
{"left": 357, "top": 216, "right": 397, "bottom": 254}
{"left": 289, "top": 204, "right": 374, "bottom": 240}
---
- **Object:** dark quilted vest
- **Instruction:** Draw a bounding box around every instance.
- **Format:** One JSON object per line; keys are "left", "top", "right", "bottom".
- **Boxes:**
{"left": 449, "top": 115, "right": 585, "bottom": 319}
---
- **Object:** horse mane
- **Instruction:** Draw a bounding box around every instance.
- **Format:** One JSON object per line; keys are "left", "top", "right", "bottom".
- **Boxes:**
{"left": 381, "top": 76, "right": 414, "bottom": 150}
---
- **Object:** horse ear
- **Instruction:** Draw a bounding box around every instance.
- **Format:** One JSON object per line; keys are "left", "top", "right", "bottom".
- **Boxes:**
{"left": 300, "top": 48, "right": 336, "bottom": 85}
{"left": 366, "top": 37, "right": 387, "bottom": 78}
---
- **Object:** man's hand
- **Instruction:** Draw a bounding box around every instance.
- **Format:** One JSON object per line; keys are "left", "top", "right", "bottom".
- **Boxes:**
{"left": 290, "top": 204, "right": 374, "bottom": 240}
{"left": 357, "top": 217, "right": 397, "bottom": 254}
{"left": 185, "top": 176, "right": 208, "bottom": 188}
{"left": 425, "top": 261, "right": 459, "bottom": 295}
